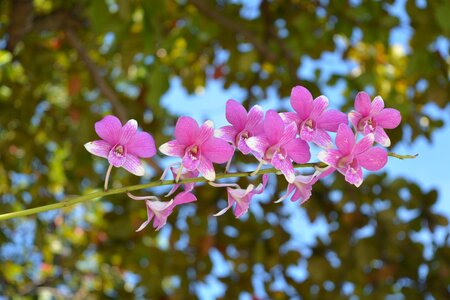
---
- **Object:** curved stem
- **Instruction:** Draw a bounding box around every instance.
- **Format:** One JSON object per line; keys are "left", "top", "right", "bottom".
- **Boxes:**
{"left": 0, "top": 153, "right": 417, "bottom": 221}
{"left": 104, "top": 164, "right": 113, "bottom": 191}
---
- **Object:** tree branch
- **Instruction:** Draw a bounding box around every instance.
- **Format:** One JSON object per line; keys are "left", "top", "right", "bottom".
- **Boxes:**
{"left": 64, "top": 28, "right": 128, "bottom": 121}
{"left": 188, "top": 0, "right": 277, "bottom": 63}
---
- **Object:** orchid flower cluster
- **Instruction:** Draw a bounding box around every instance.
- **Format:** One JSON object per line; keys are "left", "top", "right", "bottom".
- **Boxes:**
{"left": 84, "top": 86, "right": 401, "bottom": 231}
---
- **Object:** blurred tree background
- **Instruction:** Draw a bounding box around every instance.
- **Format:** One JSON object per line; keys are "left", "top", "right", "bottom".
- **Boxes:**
{"left": 0, "top": 0, "right": 449, "bottom": 299}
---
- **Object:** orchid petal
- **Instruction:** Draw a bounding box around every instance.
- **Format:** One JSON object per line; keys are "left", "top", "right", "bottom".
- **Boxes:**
{"left": 202, "top": 137, "right": 234, "bottom": 163}
{"left": 374, "top": 127, "right": 391, "bottom": 147}
{"left": 316, "top": 110, "right": 348, "bottom": 132}
{"left": 173, "top": 192, "right": 197, "bottom": 206}
{"left": 348, "top": 111, "right": 362, "bottom": 130}
{"left": 197, "top": 157, "right": 216, "bottom": 181}
{"left": 358, "top": 147, "right": 388, "bottom": 171}
{"left": 175, "top": 116, "right": 199, "bottom": 146}
{"left": 225, "top": 99, "right": 247, "bottom": 131}
{"left": 216, "top": 125, "right": 237, "bottom": 144}
{"left": 310, "top": 95, "right": 329, "bottom": 120}
{"left": 290, "top": 85, "right": 313, "bottom": 120}
{"left": 246, "top": 136, "right": 269, "bottom": 159}
{"left": 95, "top": 115, "right": 122, "bottom": 144}
{"left": 311, "top": 129, "right": 333, "bottom": 149}
{"left": 264, "top": 110, "right": 284, "bottom": 145}
{"left": 336, "top": 124, "right": 356, "bottom": 154}
{"left": 279, "top": 121, "right": 298, "bottom": 146}
{"left": 317, "top": 149, "right": 342, "bottom": 168}
{"left": 246, "top": 105, "right": 264, "bottom": 132}
{"left": 108, "top": 149, "right": 127, "bottom": 167}
{"left": 182, "top": 151, "right": 201, "bottom": 171}
{"left": 272, "top": 154, "right": 295, "bottom": 183}
{"left": 196, "top": 120, "right": 215, "bottom": 145}
{"left": 284, "top": 138, "right": 310, "bottom": 163}
{"left": 159, "top": 140, "right": 186, "bottom": 158}
{"left": 344, "top": 165, "right": 363, "bottom": 187}
{"left": 119, "top": 119, "right": 138, "bottom": 145}
{"left": 123, "top": 154, "right": 145, "bottom": 176}
{"left": 279, "top": 112, "right": 300, "bottom": 127}
{"left": 374, "top": 108, "right": 401, "bottom": 129}
{"left": 127, "top": 131, "right": 156, "bottom": 158}
{"left": 84, "top": 140, "right": 111, "bottom": 158}
{"left": 370, "top": 96, "right": 385, "bottom": 114}
{"left": 354, "top": 134, "right": 374, "bottom": 155}
{"left": 354, "top": 92, "right": 371, "bottom": 116}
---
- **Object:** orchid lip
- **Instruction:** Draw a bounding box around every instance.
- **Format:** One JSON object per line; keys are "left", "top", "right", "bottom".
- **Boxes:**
{"left": 302, "top": 119, "right": 315, "bottom": 132}
{"left": 113, "top": 144, "right": 126, "bottom": 157}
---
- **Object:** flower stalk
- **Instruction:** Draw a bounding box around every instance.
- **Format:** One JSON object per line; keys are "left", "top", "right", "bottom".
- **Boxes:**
{"left": 0, "top": 152, "right": 416, "bottom": 222}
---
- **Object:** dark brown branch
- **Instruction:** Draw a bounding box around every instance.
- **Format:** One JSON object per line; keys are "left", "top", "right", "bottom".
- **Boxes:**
{"left": 188, "top": 0, "right": 277, "bottom": 63}
{"left": 6, "top": 0, "right": 34, "bottom": 51}
{"left": 64, "top": 28, "right": 128, "bottom": 121}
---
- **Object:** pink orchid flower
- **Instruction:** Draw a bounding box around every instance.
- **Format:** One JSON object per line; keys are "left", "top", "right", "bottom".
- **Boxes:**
{"left": 276, "top": 167, "right": 335, "bottom": 204}
{"left": 348, "top": 92, "right": 401, "bottom": 147}
{"left": 84, "top": 115, "right": 156, "bottom": 189}
{"left": 216, "top": 99, "right": 264, "bottom": 155}
{"left": 159, "top": 116, "right": 234, "bottom": 181}
{"left": 166, "top": 167, "right": 199, "bottom": 197}
{"left": 129, "top": 191, "right": 197, "bottom": 231}
{"left": 317, "top": 124, "right": 388, "bottom": 187}
{"left": 246, "top": 110, "right": 310, "bottom": 183}
{"left": 213, "top": 174, "right": 268, "bottom": 218}
{"left": 280, "top": 85, "right": 347, "bottom": 148}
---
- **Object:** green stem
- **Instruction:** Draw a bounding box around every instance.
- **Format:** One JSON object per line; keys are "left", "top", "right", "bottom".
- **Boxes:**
{"left": 0, "top": 153, "right": 416, "bottom": 221}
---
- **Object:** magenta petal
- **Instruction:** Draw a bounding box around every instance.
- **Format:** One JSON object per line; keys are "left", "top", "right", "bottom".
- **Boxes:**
{"left": 264, "top": 110, "right": 284, "bottom": 145}
{"left": 238, "top": 138, "right": 252, "bottom": 155}
{"left": 216, "top": 125, "right": 238, "bottom": 144}
{"left": 310, "top": 96, "right": 329, "bottom": 120}
{"left": 279, "top": 112, "right": 300, "bottom": 126}
{"left": 234, "top": 199, "right": 251, "bottom": 218}
{"left": 202, "top": 137, "right": 234, "bottom": 163}
{"left": 358, "top": 147, "right": 388, "bottom": 171}
{"left": 279, "top": 122, "right": 298, "bottom": 146}
{"left": 226, "top": 99, "right": 248, "bottom": 131}
{"left": 159, "top": 140, "right": 186, "bottom": 158}
{"left": 374, "top": 108, "right": 401, "bottom": 129}
{"left": 271, "top": 154, "right": 295, "bottom": 183}
{"left": 354, "top": 134, "right": 374, "bottom": 155}
{"left": 317, "top": 110, "right": 348, "bottom": 132}
{"left": 370, "top": 96, "right": 385, "bottom": 114}
{"left": 284, "top": 138, "right": 310, "bottom": 163}
{"left": 344, "top": 165, "right": 363, "bottom": 187}
{"left": 348, "top": 111, "right": 362, "bottom": 130}
{"left": 197, "top": 157, "right": 215, "bottom": 181}
{"left": 246, "top": 105, "right": 264, "bottom": 132}
{"left": 122, "top": 154, "right": 145, "bottom": 176}
{"left": 108, "top": 149, "right": 127, "bottom": 167}
{"left": 84, "top": 140, "right": 111, "bottom": 158}
{"left": 136, "top": 205, "right": 154, "bottom": 232}
{"left": 196, "top": 120, "right": 215, "bottom": 145}
{"left": 175, "top": 116, "right": 199, "bottom": 146}
{"left": 299, "top": 124, "right": 314, "bottom": 142}
{"left": 374, "top": 127, "right": 391, "bottom": 147}
{"left": 119, "top": 119, "right": 138, "bottom": 145}
{"left": 336, "top": 124, "right": 356, "bottom": 154}
{"left": 253, "top": 174, "right": 269, "bottom": 194}
{"left": 311, "top": 129, "right": 333, "bottom": 149}
{"left": 127, "top": 131, "right": 156, "bottom": 158}
{"left": 182, "top": 152, "right": 201, "bottom": 171}
{"left": 317, "top": 149, "right": 342, "bottom": 168}
{"left": 173, "top": 192, "right": 197, "bottom": 206}
{"left": 290, "top": 86, "right": 313, "bottom": 120}
{"left": 354, "top": 92, "right": 371, "bottom": 116}
{"left": 95, "top": 115, "right": 122, "bottom": 144}
{"left": 246, "top": 136, "right": 269, "bottom": 159}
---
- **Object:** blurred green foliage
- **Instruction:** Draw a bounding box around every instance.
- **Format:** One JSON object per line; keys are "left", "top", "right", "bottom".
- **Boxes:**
{"left": 0, "top": 0, "right": 449, "bottom": 299}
